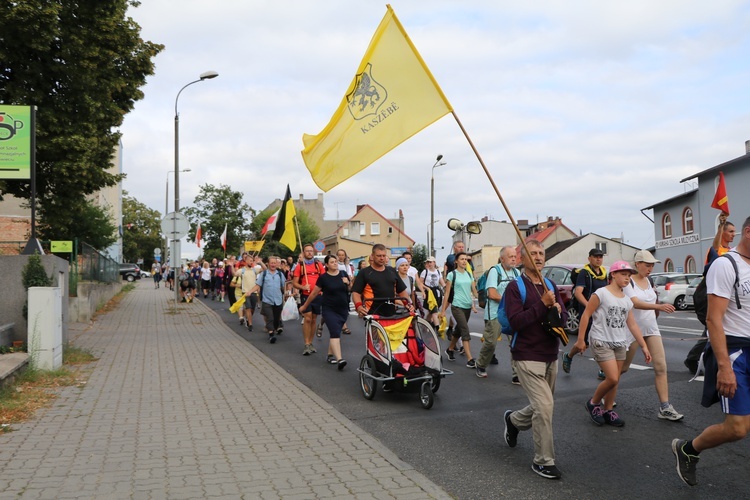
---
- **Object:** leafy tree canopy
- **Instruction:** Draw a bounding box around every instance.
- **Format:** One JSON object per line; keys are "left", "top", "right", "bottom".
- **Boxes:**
{"left": 38, "top": 197, "right": 118, "bottom": 250}
{"left": 123, "top": 191, "right": 162, "bottom": 267}
{"left": 183, "top": 184, "right": 254, "bottom": 261}
{"left": 0, "top": 0, "right": 163, "bottom": 240}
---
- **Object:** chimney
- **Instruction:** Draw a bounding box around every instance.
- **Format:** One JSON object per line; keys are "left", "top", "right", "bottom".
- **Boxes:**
{"left": 356, "top": 204, "right": 365, "bottom": 212}
{"left": 746, "top": 140, "right": 750, "bottom": 154}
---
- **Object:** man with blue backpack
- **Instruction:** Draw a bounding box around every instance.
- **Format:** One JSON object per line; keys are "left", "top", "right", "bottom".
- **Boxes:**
{"left": 475, "top": 246, "right": 520, "bottom": 379}
{"left": 502, "top": 240, "right": 568, "bottom": 480}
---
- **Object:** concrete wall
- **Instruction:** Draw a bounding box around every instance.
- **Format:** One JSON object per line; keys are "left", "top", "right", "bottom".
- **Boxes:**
{"left": 0, "top": 255, "right": 69, "bottom": 344}
{"left": 69, "top": 281, "right": 123, "bottom": 323}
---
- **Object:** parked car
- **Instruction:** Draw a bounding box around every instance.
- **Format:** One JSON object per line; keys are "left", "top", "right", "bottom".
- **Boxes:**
{"left": 683, "top": 276, "right": 703, "bottom": 309}
{"left": 541, "top": 265, "right": 580, "bottom": 333}
{"left": 140, "top": 270, "right": 151, "bottom": 279}
{"left": 651, "top": 273, "right": 701, "bottom": 310}
{"left": 119, "top": 263, "right": 142, "bottom": 282}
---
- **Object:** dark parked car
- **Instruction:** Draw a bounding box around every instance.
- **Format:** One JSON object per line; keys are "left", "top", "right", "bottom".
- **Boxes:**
{"left": 541, "top": 264, "right": 580, "bottom": 333}
{"left": 119, "top": 263, "right": 142, "bottom": 282}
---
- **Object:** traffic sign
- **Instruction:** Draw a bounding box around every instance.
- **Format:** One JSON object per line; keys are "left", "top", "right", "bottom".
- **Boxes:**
{"left": 161, "top": 212, "right": 190, "bottom": 240}
{"left": 154, "top": 248, "right": 161, "bottom": 256}
{"left": 313, "top": 240, "right": 325, "bottom": 252}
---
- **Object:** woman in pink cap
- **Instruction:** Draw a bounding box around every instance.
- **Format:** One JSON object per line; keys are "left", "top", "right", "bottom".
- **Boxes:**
{"left": 575, "top": 260, "right": 652, "bottom": 427}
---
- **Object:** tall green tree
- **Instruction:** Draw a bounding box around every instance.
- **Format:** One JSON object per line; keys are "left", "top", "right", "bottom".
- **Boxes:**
{"left": 36, "top": 198, "right": 118, "bottom": 250}
{"left": 122, "top": 191, "right": 162, "bottom": 267}
{"left": 411, "top": 243, "right": 428, "bottom": 272}
{"left": 183, "top": 184, "right": 254, "bottom": 261}
{"left": 0, "top": 0, "right": 163, "bottom": 239}
{"left": 249, "top": 207, "right": 320, "bottom": 259}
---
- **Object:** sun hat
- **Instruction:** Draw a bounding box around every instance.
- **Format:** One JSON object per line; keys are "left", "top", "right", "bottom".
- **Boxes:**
{"left": 425, "top": 256, "right": 436, "bottom": 262}
{"left": 633, "top": 249, "right": 660, "bottom": 264}
{"left": 609, "top": 260, "right": 636, "bottom": 274}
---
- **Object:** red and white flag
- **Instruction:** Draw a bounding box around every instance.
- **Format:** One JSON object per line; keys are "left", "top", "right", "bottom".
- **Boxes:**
{"left": 220, "top": 224, "right": 227, "bottom": 251}
{"left": 711, "top": 171, "right": 730, "bottom": 215}
{"left": 261, "top": 209, "right": 280, "bottom": 236}
{"left": 194, "top": 222, "right": 202, "bottom": 248}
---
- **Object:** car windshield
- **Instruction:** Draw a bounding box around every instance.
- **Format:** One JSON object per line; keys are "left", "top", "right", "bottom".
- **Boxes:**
{"left": 689, "top": 277, "right": 702, "bottom": 287}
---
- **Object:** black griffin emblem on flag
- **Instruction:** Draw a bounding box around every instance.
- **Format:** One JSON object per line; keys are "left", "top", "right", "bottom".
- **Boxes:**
{"left": 346, "top": 63, "right": 388, "bottom": 121}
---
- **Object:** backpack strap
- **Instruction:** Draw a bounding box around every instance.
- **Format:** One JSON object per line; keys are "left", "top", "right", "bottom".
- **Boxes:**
{"left": 724, "top": 252, "right": 742, "bottom": 310}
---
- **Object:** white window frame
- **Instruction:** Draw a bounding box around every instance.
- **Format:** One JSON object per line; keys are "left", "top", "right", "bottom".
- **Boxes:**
{"left": 370, "top": 222, "right": 380, "bottom": 235}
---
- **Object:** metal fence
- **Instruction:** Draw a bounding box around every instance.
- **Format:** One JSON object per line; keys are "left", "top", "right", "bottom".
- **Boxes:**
{"left": 0, "top": 239, "right": 119, "bottom": 296}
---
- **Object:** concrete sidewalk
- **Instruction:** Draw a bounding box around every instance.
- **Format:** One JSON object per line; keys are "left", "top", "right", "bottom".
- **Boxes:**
{"left": 0, "top": 281, "right": 449, "bottom": 499}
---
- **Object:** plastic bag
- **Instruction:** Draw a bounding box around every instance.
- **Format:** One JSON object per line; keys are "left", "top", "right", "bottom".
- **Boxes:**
{"left": 281, "top": 296, "right": 299, "bottom": 322}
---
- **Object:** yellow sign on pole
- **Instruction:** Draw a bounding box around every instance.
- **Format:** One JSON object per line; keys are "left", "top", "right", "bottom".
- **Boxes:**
{"left": 50, "top": 241, "right": 73, "bottom": 253}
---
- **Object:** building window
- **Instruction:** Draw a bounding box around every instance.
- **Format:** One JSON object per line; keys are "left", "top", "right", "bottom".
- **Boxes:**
{"left": 683, "top": 207, "right": 694, "bottom": 234}
{"left": 371, "top": 222, "right": 380, "bottom": 235}
{"left": 388, "top": 226, "right": 393, "bottom": 234}
{"left": 360, "top": 223, "right": 366, "bottom": 236}
{"left": 664, "top": 258, "right": 674, "bottom": 273}
{"left": 343, "top": 227, "right": 349, "bottom": 237}
{"left": 686, "top": 256, "right": 696, "bottom": 273}
{"left": 662, "top": 213, "right": 672, "bottom": 239}
{"left": 595, "top": 242, "right": 608, "bottom": 255}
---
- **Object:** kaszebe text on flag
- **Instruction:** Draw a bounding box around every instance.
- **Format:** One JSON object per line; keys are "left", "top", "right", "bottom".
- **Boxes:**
{"left": 301, "top": 4, "right": 452, "bottom": 192}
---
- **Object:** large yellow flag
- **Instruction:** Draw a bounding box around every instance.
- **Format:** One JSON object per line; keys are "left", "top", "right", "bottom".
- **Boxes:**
{"left": 302, "top": 5, "right": 453, "bottom": 191}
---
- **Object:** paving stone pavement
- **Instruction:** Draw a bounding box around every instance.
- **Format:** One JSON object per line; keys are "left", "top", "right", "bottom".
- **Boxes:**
{"left": 0, "top": 282, "right": 449, "bottom": 499}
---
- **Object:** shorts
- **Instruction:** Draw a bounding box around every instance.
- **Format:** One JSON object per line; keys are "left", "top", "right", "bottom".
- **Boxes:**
{"left": 591, "top": 340, "right": 627, "bottom": 362}
{"left": 301, "top": 294, "right": 322, "bottom": 315}
{"left": 245, "top": 293, "right": 258, "bottom": 311}
{"left": 721, "top": 348, "right": 750, "bottom": 416}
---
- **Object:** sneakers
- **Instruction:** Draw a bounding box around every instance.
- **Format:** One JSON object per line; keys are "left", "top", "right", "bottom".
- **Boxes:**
{"left": 511, "top": 375, "right": 521, "bottom": 385}
{"left": 239, "top": 317, "right": 246, "bottom": 326}
{"left": 458, "top": 345, "right": 465, "bottom": 356}
{"left": 659, "top": 405, "right": 684, "bottom": 421}
{"left": 476, "top": 365, "right": 488, "bottom": 378}
{"left": 490, "top": 354, "right": 499, "bottom": 365}
{"left": 531, "top": 463, "right": 561, "bottom": 479}
{"left": 269, "top": 335, "right": 277, "bottom": 344}
{"left": 466, "top": 359, "right": 476, "bottom": 369}
{"left": 445, "top": 349, "right": 455, "bottom": 361}
{"left": 308, "top": 344, "right": 317, "bottom": 354}
{"left": 303, "top": 344, "right": 312, "bottom": 356}
{"left": 247, "top": 324, "right": 253, "bottom": 332}
{"left": 337, "top": 359, "right": 347, "bottom": 371}
{"left": 327, "top": 354, "right": 337, "bottom": 364}
{"left": 672, "top": 439, "right": 699, "bottom": 486}
{"left": 603, "top": 410, "right": 625, "bottom": 427}
{"left": 562, "top": 352, "right": 572, "bottom": 373}
{"left": 503, "top": 410, "right": 518, "bottom": 448}
{"left": 597, "top": 370, "right": 606, "bottom": 380}
{"left": 586, "top": 400, "right": 605, "bottom": 426}
{"left": 276, "top": 328, "right": 283, "bottom": 335}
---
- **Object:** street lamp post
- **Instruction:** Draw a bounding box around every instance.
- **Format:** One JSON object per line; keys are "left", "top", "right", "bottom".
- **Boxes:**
{"left": 173, "top": 70, "right": 218, "bottom": 303}
{"left": 165, "top": 169, "right": 191, "bottom": 266}
{"left": 430, "top": 154, "right": 446, "bottom": 258}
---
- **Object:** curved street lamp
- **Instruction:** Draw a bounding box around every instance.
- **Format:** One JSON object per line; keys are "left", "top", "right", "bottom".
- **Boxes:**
{"left": 430, "top": 154, "right": 446, "bottom": 257}
{"left": 172, "top": 71, "right": 218, "bottom": 303}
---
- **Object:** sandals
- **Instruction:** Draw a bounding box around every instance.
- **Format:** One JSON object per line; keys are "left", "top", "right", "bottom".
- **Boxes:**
{"left": 316, "top": 324, "right": 323, "bottom": 337}
{"left": 342, "top": 327, "right": 352, "bottom": 335}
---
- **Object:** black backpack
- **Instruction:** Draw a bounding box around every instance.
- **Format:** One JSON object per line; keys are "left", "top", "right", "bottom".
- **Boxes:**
{"left": 694, "top": 253, "right": 741, "bottom": 326}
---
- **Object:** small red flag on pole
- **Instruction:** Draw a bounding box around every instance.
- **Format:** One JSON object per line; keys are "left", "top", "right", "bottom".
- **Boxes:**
{"left": 220, "top": 224, "right": 227, "bottom": 251}
{"left": 194, "top": 222, "right": 202, "bottom": 248}
{"left": 711, "top": 172, "right": 730, "bottom": 215}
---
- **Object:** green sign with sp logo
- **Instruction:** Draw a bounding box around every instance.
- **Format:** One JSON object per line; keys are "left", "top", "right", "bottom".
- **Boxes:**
{"left": 0, "top": 105, "right": 32, "bottom": 180}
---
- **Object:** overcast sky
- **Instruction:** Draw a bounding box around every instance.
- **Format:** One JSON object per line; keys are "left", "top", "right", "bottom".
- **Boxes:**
{"left": 120, "top": 0, "right": 750, "bottom": 262}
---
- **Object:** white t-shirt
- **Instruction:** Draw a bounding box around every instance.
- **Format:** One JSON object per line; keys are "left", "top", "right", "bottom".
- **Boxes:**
{"left": 421, "top": 268, "right": 441, "bottom": 288}
{"left": 588, "top": 287, "right": 634, "bottom": 345}
{"left": 623, "top": 278, "right": 660, "bottom": 337}
{"left": 706, "top": 251, "right": 750, "bottom": 339}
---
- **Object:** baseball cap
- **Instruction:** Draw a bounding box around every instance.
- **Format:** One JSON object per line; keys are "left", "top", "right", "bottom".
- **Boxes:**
{"left": 609, "top": 260, "right": 636, "bottom": 274}
{"left": 589, "top": 248, "right": 604, "bottom": 257}
{"left": 633, "top": 249, "right": 660, "bottom": 264}
{"left": 425, "top": 256, "right": 436, "bottom": 262}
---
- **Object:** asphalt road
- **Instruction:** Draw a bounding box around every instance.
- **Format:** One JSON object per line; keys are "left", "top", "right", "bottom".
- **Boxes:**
{"left": 198, "top": 293, "right": 747, "bottom": 499}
